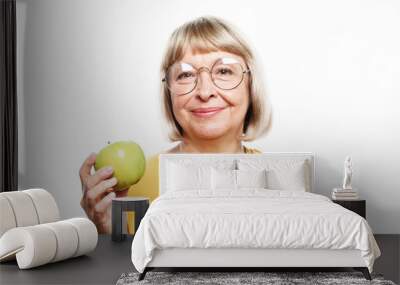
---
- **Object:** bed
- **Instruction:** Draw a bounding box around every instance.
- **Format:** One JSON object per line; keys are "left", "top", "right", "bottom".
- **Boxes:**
{"left": 131, "top": 153, "right": 381, "bottom": 280}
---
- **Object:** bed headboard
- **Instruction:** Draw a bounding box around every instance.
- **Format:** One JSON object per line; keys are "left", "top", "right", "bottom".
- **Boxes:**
{"left": 159, "top": 153, "right": 315, "bottom": 195}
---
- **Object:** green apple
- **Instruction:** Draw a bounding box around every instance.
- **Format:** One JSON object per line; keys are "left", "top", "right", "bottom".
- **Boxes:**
{"left": 94, "top": 141, "right": 146, "bottom": 191}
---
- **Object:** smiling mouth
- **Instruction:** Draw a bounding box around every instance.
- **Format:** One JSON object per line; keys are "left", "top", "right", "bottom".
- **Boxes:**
{"left": 191, "top": 107, "right": 225, "bottom": 118}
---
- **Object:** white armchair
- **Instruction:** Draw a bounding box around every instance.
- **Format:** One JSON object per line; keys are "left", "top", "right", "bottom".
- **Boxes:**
{"left": 0, "top": 189, "right": 97, "bottom": 269}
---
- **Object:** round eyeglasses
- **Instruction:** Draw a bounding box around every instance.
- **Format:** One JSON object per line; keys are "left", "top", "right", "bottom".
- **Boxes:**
{"left": 162, "top": 57, "right": 250, "bottom": 96}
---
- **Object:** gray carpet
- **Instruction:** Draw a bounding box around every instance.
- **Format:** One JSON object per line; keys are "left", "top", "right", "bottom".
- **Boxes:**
{"left": 116, "top": 271, "right": 396, "bottom": 285}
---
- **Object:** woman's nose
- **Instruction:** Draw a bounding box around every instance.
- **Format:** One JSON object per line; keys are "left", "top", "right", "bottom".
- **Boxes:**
{"left": 196, "top": 69, "right": 216, "bottom": 100}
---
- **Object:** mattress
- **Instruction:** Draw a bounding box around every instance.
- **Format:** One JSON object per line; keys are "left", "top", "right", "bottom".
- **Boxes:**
{"left": 131, "top": 189, "right": 380, "bottom": 273}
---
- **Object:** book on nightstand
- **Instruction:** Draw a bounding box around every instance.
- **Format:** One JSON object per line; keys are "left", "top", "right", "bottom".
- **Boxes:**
{"left": 332, "top": 188, "right": 359, "bottom": 200}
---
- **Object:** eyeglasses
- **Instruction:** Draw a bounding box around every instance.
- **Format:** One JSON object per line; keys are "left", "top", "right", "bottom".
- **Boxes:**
{"left": 162, "top": 57, "right": 250, "bottom": 96}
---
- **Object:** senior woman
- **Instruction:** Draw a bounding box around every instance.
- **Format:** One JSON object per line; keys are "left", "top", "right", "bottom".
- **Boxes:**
{"left": 79, "top": 16, "right": 272, "bottom": 234}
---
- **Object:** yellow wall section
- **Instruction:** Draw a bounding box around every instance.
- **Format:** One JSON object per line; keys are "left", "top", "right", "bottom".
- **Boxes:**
{"left": 128, "top": 154, "right": 160, "bottom": 202}
{"left": 127, "top": 154, "right": 159, "bottom": 234}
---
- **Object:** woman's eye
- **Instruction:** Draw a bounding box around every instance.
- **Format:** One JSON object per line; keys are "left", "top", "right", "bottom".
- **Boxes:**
{"left": 216, "top": 68, "right": 233, "bottom": 75}
{"left": 176, "top": 72, "right": 195, "bottom": 80}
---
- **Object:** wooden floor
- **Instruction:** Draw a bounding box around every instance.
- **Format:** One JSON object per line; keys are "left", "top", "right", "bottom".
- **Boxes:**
{"left": 373, "top": 234, "right": 400, "bottom": 284}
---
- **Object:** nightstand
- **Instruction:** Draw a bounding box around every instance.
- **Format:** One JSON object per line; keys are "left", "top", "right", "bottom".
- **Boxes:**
{"left": 111, "top": 197, "right": 149, "bottom": 242}
{"left": 332, "top": 199, "right": 366, "bottom": 219}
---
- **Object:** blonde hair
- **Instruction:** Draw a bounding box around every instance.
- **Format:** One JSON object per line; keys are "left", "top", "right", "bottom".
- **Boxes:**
{"left": 161, "top": 16, "right": 272, "bottom": 142}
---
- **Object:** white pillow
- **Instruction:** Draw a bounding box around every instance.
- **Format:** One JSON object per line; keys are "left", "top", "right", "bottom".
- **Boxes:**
{"left": 266, "top": 166, "right": 306, "bottom": 191}
{"left": 238, "top": 159, "right": 309, "bottom": 191}
{"left": 211, "top": 168, "right": 268, "bottom": 190}
{"left": 236, "top": 169, "right": 268, "bottom": 189}
{"left": 211, "top": 168, "right": 236, "bottom": 190}
{"left": 167, "top": 163, "right": 211, "bottom": 191}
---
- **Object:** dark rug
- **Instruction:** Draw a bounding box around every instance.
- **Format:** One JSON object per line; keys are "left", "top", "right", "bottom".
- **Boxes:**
{"left": 116, "top": 271, "right": 396, "bottom": 285}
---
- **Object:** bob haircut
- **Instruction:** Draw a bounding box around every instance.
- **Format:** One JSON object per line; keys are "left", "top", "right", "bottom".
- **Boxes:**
{"left": 161, "top": 16, "right": 272, "bottom": 142}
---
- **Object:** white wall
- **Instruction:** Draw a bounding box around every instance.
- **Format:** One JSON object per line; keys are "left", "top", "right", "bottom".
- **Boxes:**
{"left": 16, "top": 0, "right": 400, "bottom": 233}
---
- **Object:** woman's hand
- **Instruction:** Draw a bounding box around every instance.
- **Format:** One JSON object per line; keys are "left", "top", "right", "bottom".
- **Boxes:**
{"left": 79, "top": 153, "right": 128, "bottom": 234}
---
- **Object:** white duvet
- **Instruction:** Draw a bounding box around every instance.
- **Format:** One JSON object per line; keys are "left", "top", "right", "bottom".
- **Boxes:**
{"left": 131, "top": 190, "right": 380, "bottom": 273}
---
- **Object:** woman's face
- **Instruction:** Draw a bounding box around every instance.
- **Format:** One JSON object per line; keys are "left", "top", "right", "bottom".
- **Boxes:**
{"left": 170, "top": 49, "right": 250, "bottom": 141}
